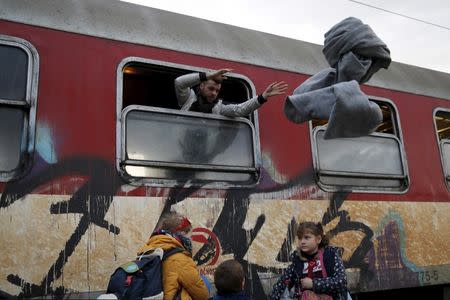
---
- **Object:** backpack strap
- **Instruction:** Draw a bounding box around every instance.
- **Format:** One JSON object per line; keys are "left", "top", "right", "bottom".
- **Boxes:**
{"left": 162, "top": 247, "right": 185, "bottom": 260}
{"left": 318, "top": 250, "right": 328, "bottom": 278}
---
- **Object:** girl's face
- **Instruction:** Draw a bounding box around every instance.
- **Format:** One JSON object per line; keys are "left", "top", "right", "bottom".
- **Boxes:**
{"left": 299, "top": 231, "right": 321, "bottom": 255}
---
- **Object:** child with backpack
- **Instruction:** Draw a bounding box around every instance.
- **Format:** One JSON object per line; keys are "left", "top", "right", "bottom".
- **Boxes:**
{"left": 269, "top": 222, "right": 349, "bottom": 300}
{"left": 136, "top": 212, "right": 209, "bottom": 300}
{"left": 209, "top": 259, "right": 252, "bottom": 300}
{"left": 102, "top": 212, "right": 209, "bottom": 300}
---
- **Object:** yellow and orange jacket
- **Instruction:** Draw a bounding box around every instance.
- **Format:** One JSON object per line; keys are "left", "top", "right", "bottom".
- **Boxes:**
{"left": 137, "top": 233, "right": 209, "bottom": 300}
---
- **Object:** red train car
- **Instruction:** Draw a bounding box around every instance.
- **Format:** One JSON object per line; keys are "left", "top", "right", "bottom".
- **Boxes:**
{"left": 1, "top": 0, "right": 450, "bottom": 298}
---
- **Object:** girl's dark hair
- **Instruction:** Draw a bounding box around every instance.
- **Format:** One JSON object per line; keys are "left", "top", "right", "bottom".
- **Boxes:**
{"left": 214, "top": 259, "right": 245, "bottom": 294}
{"left": 296, "top": 221, "right": 329, "bottom": 248}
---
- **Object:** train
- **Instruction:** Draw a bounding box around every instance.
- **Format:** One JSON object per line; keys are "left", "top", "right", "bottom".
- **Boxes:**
{"left": 1, "top": 0, "right": 450, "bottom": 298}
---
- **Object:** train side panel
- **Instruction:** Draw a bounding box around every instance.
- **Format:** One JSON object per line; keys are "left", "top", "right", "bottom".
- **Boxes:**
{"left": 1, "top": 6, "right": 450, "bottom": 299}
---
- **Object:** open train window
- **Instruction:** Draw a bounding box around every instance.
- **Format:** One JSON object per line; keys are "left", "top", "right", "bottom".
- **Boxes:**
{"left": 434, "top": 109, "right": 450, "bottom": 189}
{"left": 311, "top": 98, "right": 408, "bottom": 193}
{"left": 0, "top": 35, "right": 38, "bottom": 182}
{"left": 116, "top": 57, "right": 260, "bottom": 187}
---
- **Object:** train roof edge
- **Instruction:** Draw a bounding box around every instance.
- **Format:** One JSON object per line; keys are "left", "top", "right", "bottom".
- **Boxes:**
{"left": 1, "top": 0, "right": 449, "bottom": 100}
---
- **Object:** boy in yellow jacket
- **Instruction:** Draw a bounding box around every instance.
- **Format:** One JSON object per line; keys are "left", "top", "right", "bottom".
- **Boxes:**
{"left": 138, "top": 212, "right": 209, "bottom": 300}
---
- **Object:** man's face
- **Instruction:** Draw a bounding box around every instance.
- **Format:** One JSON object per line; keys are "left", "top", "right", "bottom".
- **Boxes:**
{"left": 199, "top": 80, "right": 221, "bottom": 103}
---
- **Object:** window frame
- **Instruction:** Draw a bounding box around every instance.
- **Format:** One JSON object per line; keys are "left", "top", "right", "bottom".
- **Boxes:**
{"left": 0, "top": 35, "right": 39, "bottom": 182}
{"left": 309, "top": 96, "right": 409, "bottom": 194}
{"left": 433, "top": 108, "right": 450, "bottom": 191}
{"left": 116, "top": 57, "right": 261, "bottom": 188}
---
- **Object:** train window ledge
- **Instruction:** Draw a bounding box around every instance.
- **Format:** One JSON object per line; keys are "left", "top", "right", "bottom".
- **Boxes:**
{"left": 311, "top": 99, "right": 409, "bottom": 193}
{"left": 0, "top": 35, "right": 38, "bottom": 182}
{"left": 117, "top": 58, "right": 261, "bottom": 187}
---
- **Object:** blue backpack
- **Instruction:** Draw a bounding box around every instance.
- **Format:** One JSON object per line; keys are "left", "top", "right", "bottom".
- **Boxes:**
{"left": 105, "top": 247, "right": 184, "bottom": 300}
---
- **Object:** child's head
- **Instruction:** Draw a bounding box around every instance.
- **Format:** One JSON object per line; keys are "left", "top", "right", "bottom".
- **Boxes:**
{"left": 297, "top": 221, "right": 329, "bottom": 254}
{"left": 214, "top": 259, "right": 245, "bottom": 295}
{"left": 158, "top": 212, "right": 192, "bottom": 235}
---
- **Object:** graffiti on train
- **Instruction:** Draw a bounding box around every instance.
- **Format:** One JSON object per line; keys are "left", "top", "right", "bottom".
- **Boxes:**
{"left": 0, "top": 156, "right": 421, "bottom": 298}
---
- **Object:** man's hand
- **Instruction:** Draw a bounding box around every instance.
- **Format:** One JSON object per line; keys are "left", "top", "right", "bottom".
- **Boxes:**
{"left": 207, "top": 68, "right": 233, "bottom": 81}
{"left": 262, "top": 81, "right": 288, "bottom": 100}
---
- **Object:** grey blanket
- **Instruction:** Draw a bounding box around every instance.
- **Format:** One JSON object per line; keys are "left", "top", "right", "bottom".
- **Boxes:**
{"left": 284, "top": 17, "right": 390, "bottom": 139}
{"left": 323, "top": 17, "right": 391, "bottom": 83}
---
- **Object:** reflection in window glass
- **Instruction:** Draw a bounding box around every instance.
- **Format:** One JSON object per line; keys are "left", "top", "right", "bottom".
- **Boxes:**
{"left": 124, "top": 109, "right": 257, "bottom": 185}
{"left": 123, "top": 109, "right": 256, "bottom": 183}
{"left": 0, "top": 107, "right": 24, "bottom": 171}
{"left": 126, "top": 110, "right": 254, "bottom": 167}
{"left": 312, "top": 100, "right": 407, "bottom": 192}
{"left": 0, "top": 45, "right": 28, "bottom": 101}
{"left": 316, "top": 130, "right": 403, "bottom": 176}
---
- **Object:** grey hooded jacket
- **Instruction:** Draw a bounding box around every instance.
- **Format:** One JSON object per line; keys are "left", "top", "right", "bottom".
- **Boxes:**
{"left": 174, "top": 73, "right": 262, "bottom": 117}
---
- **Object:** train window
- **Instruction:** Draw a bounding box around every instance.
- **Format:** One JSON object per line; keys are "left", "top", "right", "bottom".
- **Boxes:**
{"left": 0, "top": 45, "right": 28, "bottom": 100}
{"left": 116, "top": 58, "right": 260, "bottom": 187}
{"left": 434, "top": 110, "right": 450, "bottom": 188}
{"left": 0, "top": 36, "right": 38, "bottom": 181}
{"left": 311, "top": 98, "right": 408, "bottom": 193}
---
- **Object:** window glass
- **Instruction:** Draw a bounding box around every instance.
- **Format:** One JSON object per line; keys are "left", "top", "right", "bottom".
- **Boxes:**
{"left": 0, "top": 107, "right": 25, "bottom": 171}
{"left": 441, "top": 143, "right": 450, "bottom": 180}
{"left": 0, "top": 37, "right": 37, "bottom": 181}
{"left": 312, "top": 100, "right": 408, "bottom": 192}
{"left": 0, "top": 45, "right": 28, "bottom": 101}
{"left": 316, "top": 130, "right": 403, "bottom": 175}
{"left": 126, "top": 110, "right": 254, "bottom": 167}
{"left": 122, "top": 108, "right": 257, "bottom": 184}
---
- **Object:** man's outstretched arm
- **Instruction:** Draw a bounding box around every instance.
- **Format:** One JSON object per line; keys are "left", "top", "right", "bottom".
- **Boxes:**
{"left": 215, "top": 81, "right": 288, "bottom": 117}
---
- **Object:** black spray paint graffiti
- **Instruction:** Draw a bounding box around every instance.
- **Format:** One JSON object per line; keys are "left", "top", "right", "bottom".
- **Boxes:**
{"left": 192, "top": 169, "right": 376, "bottom": 299}
{"left": 0, "top": 157, "right": 123, "bottom": 299}
{"left": 0, "top": 158, "right": 374, "bottom": 299}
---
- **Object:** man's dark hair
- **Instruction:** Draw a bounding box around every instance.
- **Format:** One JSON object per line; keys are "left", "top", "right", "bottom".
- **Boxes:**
{"left": 209, "top": 77, "right": 223, "bottom": 84}
{"left": 214, "top": 259, "right": 244, "bottom": 294}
